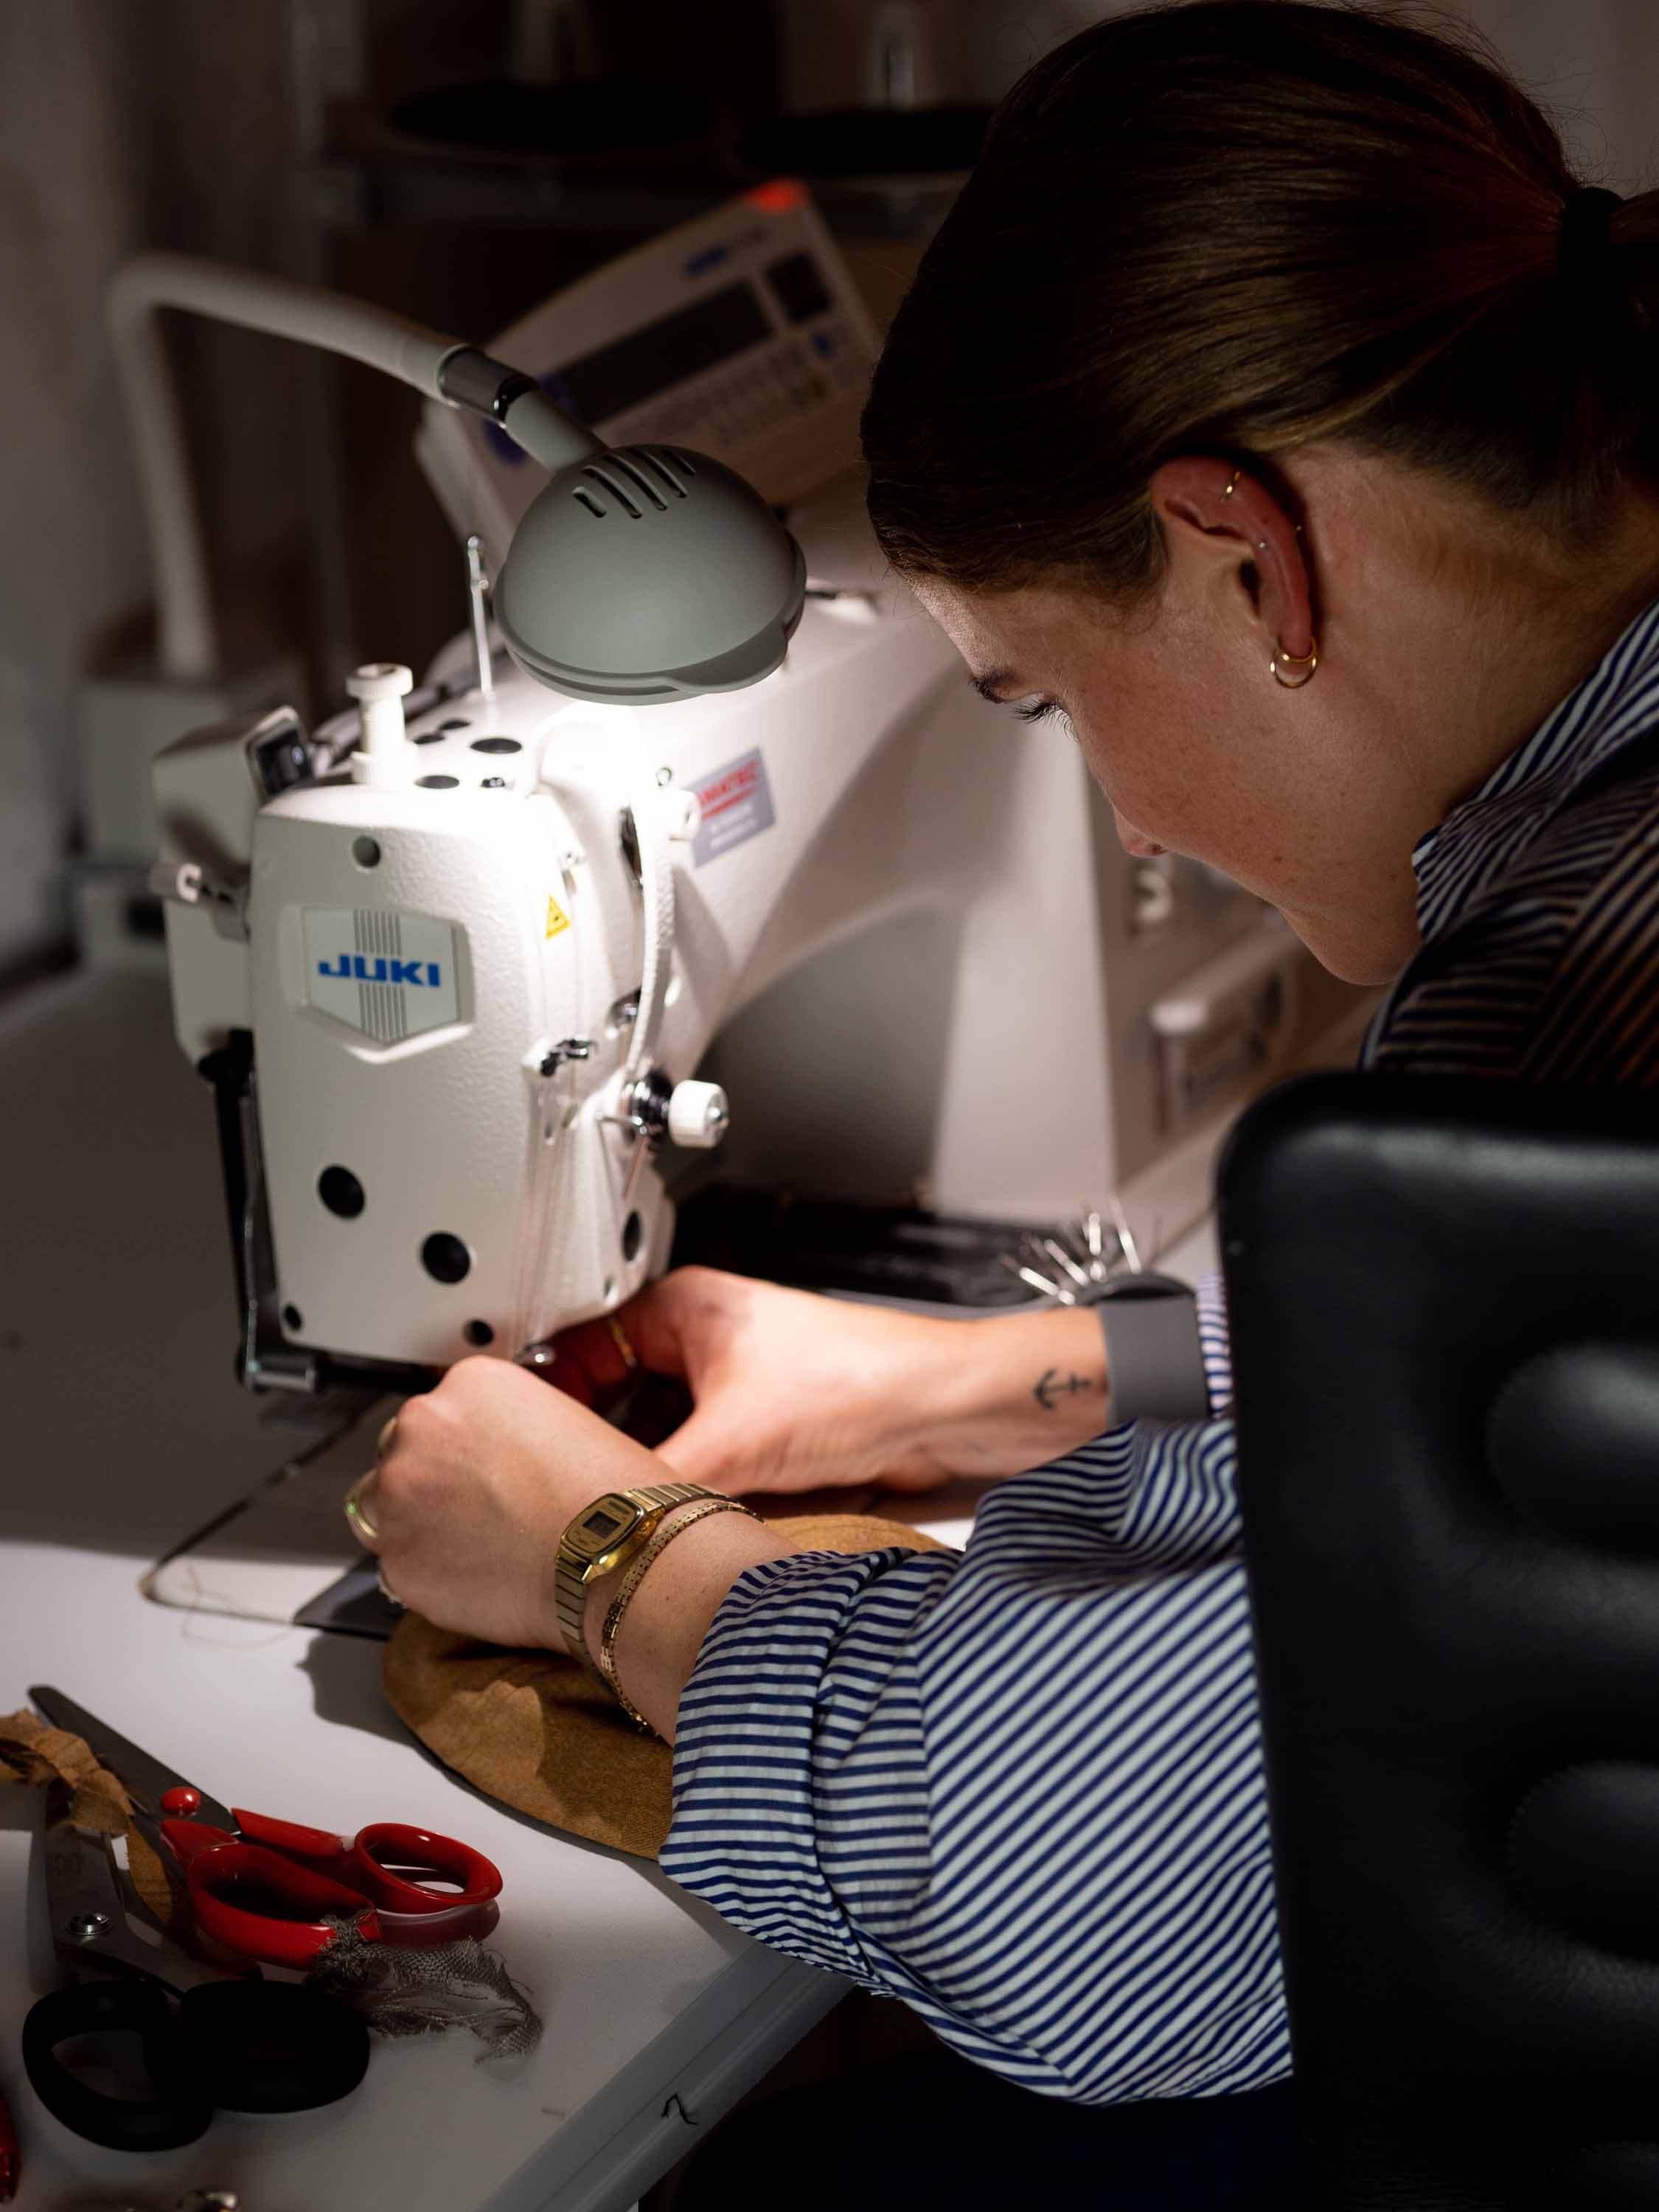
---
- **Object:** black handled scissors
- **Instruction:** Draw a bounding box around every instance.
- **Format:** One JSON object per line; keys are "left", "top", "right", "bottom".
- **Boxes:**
{"left": 23, "top": 1781, "right": 369, "bottom": 2153}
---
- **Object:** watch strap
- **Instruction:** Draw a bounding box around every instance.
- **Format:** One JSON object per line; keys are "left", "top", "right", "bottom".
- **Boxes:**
{"left": 1093, "top": 1275, "right": 1208, "bottom": 1422}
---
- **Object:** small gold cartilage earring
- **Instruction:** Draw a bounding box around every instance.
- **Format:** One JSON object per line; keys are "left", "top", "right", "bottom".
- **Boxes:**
{"left": 1270, "top": 638, "right": 1319, "bottom": 689}
{"left": 1222, "top": 467, "right": 1242, "bottom": 498}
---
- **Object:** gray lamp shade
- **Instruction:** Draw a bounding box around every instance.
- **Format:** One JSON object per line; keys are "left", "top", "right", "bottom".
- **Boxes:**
{"left": 495, "top": 443, "right": 807, "bottom": 704}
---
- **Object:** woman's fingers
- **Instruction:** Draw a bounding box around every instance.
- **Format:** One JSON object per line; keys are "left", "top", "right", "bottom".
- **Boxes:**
{"left": 552, "top": 1275, "right": 706, "bottom": 1389}
{"left": 343, "top": 1470, "right": 383, "bottom": 1551}
{"left": 548, "top": 1267, "right": 746, "bottom": 1399}
{"left": 549, "top": 1316, "right": 636, "bottom": 1391}
{"left": 617, "top": 1270, "right": 728, "bottom": 1376}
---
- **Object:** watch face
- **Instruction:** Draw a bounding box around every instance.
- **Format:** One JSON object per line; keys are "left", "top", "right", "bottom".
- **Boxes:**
{"left": 567, "top": 1493, "right": 641, "bottom": 1562}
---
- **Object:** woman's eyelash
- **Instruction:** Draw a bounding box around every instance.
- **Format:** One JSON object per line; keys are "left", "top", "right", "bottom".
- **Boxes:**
{"left": 1015, "top": 699, "right": 1062, "bottom": 725}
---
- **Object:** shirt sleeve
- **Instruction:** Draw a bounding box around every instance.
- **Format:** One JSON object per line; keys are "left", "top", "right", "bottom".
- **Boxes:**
{"left": 661, "top": 1414, "right": 1288, "bottom": 2104}
{"left": 1196, "top": 1270, "right": 1235, "bottom": 1412}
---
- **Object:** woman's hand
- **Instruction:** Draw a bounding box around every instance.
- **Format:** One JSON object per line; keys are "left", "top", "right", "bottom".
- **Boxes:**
{"left": 363, "top": 1357, "right": 669, "bottom": 1650}
{"left": 549, "top": 1267, "right": 1112, "bottom": 1497}
{"left": 357, "top": 1356, "right": 795, "bottom": 1728}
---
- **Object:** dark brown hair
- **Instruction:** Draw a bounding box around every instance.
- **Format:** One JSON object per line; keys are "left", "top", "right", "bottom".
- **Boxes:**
{"left": 862, "top": 0, "right": 1659, "bottom": 598}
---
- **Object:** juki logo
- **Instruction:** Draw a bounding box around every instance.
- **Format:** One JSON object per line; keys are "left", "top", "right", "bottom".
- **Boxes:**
{"left": 316, "top": 953, "right": 442, "bottom": 987}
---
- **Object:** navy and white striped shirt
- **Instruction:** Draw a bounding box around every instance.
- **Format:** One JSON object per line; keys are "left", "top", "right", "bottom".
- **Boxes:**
{"left": 660, "top": 597, "right": 1659, "bottom": 2102}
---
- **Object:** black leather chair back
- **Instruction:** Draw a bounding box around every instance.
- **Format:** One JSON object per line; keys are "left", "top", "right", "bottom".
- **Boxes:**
{"left": 1220, "top": 1073, "right": 1659, "bottom": 2212}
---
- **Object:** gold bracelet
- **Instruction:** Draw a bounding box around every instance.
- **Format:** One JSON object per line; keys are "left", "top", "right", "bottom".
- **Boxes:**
{"left": 599, "top": 1497, "right": 760, "bottom": 1732}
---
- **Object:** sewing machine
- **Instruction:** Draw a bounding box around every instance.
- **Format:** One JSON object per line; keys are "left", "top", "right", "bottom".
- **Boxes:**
{"left": 145, "top": 189, "right": 1303, "bottom": 1397}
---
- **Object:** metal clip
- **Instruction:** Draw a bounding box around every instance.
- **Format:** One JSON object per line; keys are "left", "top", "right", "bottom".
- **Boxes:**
{"left": 1001, "top": 1198, "right": 1147, "bottom": 1308}
{"left": 1001, "top": 1253, "right": 1076, "bottom": 1306}
{"left": 537, "top": 1039, "right": 594, "bottom": 1077}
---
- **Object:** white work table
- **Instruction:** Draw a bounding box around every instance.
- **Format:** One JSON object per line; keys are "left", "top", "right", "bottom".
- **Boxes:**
{"left": 0, "top": 958, "right": 1348, "bottom": 2207}
{"left": 0, "top": 967, "right": 846, "bottom": 2212}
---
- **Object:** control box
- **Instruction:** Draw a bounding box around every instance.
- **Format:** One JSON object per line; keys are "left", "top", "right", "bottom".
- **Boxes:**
{"left": 416, "top": 181, "right": 880, "bottom": 564}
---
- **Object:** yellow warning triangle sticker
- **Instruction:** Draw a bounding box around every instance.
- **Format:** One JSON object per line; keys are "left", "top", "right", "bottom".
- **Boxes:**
{"left": 545, "top": 895, "right": 571, "bottom": 939}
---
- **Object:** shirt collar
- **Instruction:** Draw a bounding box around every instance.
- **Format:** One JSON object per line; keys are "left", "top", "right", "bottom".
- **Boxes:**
{"left": 1411, "top": 594, "right": 1659, "bottom": 943}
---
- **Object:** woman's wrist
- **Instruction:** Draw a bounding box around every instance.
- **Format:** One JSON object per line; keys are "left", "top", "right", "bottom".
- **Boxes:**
{"left": 912, "top": 1306, "right": 1110, "bottom": 1475}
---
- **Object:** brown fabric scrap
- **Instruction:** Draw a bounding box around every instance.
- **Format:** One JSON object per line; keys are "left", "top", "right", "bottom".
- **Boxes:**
{"left": 383, "top": 1512, "right": 950, "bottom": 1861}
{"left": 0, "top": 1709, "right": 133, "bottom": 1833}
{"left": 0, "top": 1708, "right": 184, "bottom": 1930}
{"left": 126, "top": 1823, "right": 189, "bottom": 1933}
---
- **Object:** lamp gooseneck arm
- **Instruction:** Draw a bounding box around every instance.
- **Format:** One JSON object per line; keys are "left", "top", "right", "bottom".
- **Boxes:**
{"left": 428, "top": 345, "right": 603, "bottom": 474}
{"left": 106, "top": 251, "right": 602, "bottom": 681}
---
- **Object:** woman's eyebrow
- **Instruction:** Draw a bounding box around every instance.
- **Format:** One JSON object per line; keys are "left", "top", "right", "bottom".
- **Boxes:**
{"left": 968, "top": 668, "right": 1025, "bottom": 704}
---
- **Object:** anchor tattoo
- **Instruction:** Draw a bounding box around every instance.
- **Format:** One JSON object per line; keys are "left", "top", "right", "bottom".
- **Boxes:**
{"left": 1032, "top": 1367, "right": 1093, "bottom": 1413}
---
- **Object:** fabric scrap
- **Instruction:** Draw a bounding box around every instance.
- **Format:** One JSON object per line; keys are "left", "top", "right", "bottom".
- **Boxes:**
{"left": 383, "top": 1513, "right": 949, "bottom": 1860}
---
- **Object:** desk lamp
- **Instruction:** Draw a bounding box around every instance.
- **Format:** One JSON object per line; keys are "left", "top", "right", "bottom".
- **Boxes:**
{"left": 106, "top": 252, "right": 806, "bottom": 704}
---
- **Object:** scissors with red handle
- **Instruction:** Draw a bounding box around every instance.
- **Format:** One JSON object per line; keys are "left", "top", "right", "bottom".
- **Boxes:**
{"left": 30, "top": 1684, "right": 503, "bottom": 1972}
{"left": 160, "top": 1794, "right": 503, "bottom": 1966}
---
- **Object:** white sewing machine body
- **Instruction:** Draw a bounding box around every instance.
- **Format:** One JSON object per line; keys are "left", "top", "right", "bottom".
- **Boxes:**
{"left": 146, "top": 190, "right": 1301, "bottom": 1390}
{"left": 155, "top": 483, "right": 1293, "bottom": 1382}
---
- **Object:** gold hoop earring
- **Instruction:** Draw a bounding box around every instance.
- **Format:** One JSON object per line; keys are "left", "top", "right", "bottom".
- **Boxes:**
{"left": 1270, "top": 638, "right": 1319, "bottom": 689}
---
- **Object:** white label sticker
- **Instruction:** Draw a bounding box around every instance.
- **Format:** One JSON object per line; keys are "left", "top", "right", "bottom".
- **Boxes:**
{"left": 692, "top": 747, "right": 776, "bottom": 868}
{"left": 303, "top": 909, "right": 461, "bottom": 1042}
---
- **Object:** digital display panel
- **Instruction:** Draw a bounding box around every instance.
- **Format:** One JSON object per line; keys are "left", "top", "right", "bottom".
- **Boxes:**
{"left": 583, "top": 1508, "right": 623, "bottom": 1539}
{"left": 557, "top": 281, "right": 772, "bottom": 424}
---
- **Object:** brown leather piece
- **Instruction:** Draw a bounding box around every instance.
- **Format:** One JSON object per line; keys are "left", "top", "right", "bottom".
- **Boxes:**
{"left": 0, "top": 1709, "right": 133, "bottom": 1832}
{"left": 0, "top": 1708, "right": 184, "bottom": 1929}
{"left": 383, "top": 1514, "right": 950, "bottom": 1860}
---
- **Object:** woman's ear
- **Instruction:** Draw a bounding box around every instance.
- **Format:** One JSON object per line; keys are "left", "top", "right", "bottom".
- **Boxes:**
{"left": 1150, "top": 457, "right": 1315, "bottom": 664}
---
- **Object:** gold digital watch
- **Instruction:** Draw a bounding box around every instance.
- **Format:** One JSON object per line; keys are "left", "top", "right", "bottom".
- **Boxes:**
{"left": 554, "top": 1483, "right": 709, "bottom": 1667}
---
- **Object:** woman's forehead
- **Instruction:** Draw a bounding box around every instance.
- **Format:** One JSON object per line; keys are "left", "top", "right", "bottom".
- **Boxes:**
{"left": 909, "top": 576, "right": 1091, "bottom": 687}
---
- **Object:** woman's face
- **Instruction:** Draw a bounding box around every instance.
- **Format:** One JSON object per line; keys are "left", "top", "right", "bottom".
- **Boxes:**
{"left": 910, "top": 568, "right": 1419, "bottom": 987}
{"left": 904, "top": 448, "right": 1599, "bottom": 990}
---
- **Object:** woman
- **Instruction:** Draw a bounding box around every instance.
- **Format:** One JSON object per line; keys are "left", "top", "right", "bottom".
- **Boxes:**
{"left": 358, "top": 3, "right": 1659, "bottom": 2199}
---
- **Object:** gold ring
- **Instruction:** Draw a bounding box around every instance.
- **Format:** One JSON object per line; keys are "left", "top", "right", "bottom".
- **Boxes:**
{"left": 344, "top": 1473, "right": 380, "bottom": 1548}
{"left": 605, "top": 1314, "right": 639, "bottom": 1372}
{"left": 375, "top": 1565, "right": 404, "bottom": 1610}
{"left": 376, "top": 1414, "right": 399, "bottom": 1460}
